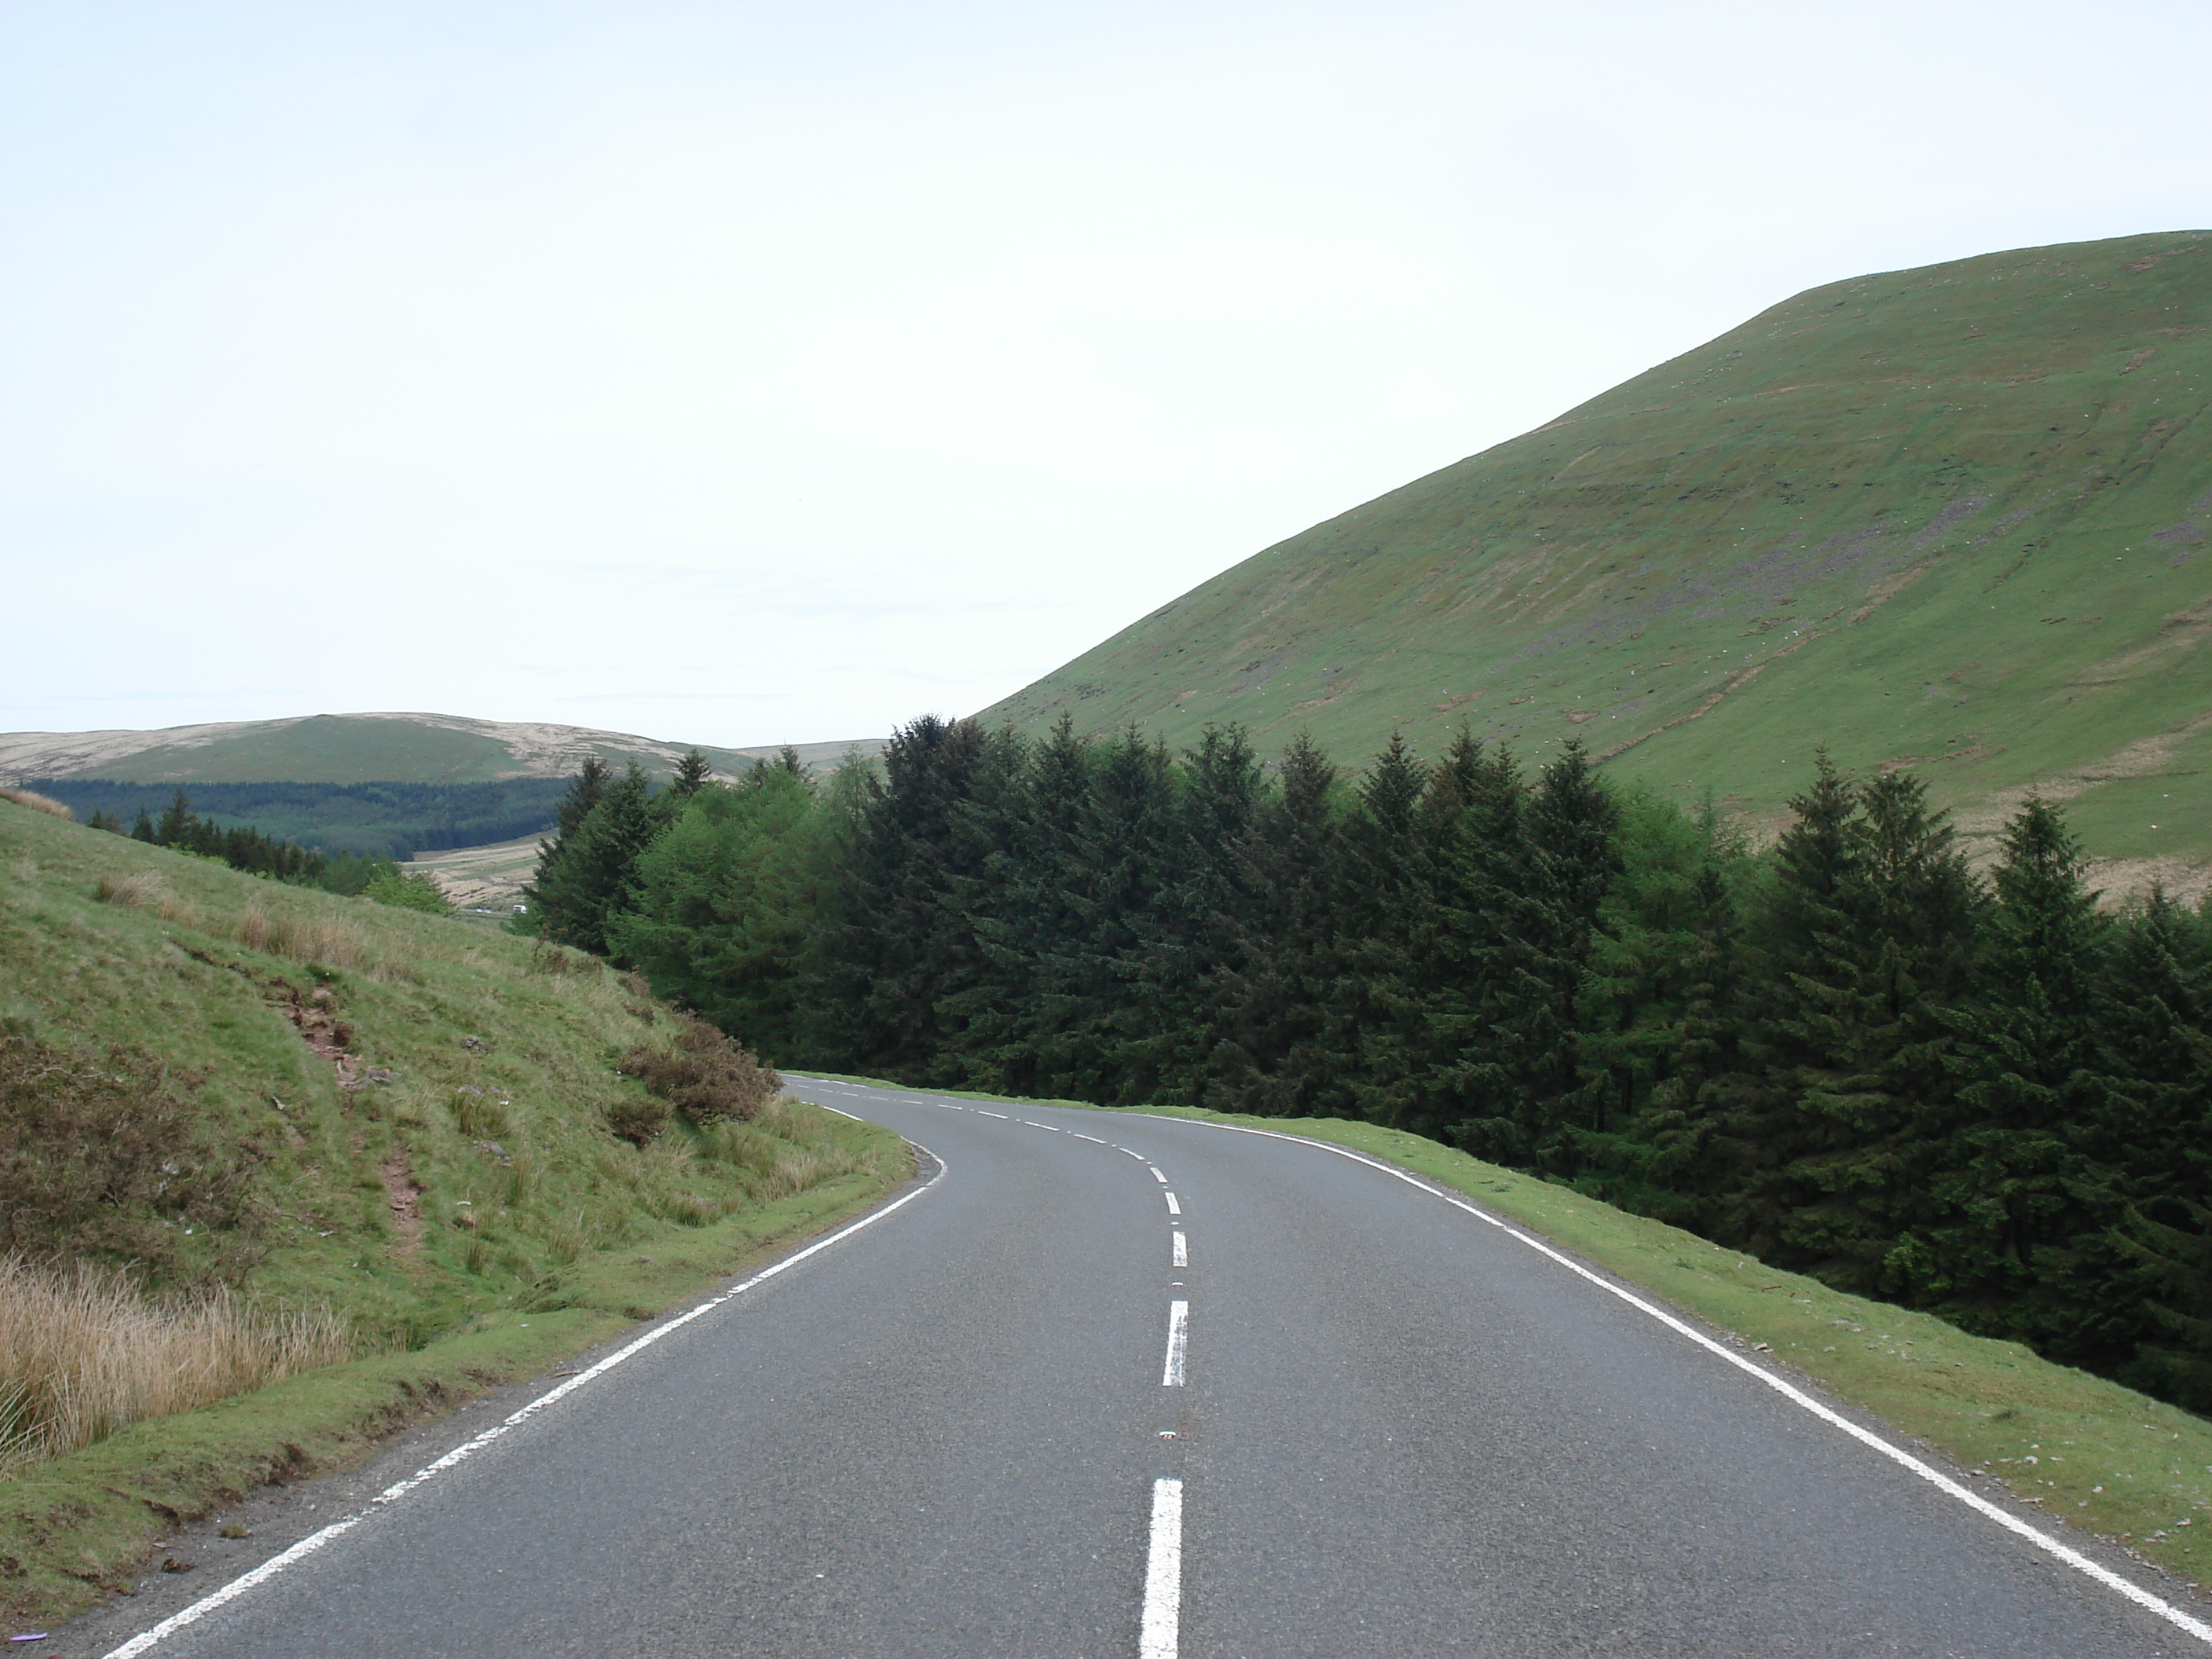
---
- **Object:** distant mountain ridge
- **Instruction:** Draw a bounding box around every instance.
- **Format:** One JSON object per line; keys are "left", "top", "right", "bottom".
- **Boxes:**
{"left": 0, "top": 712, "right": 882, "bottom": 788}
{"left": 980, "top": 230, "right": 2212, "bottom": 877}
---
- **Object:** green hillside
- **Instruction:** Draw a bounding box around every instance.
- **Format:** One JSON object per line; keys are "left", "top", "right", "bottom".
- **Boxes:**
{"left": 983, "top": 231, "right": 2212, "bottom": 874}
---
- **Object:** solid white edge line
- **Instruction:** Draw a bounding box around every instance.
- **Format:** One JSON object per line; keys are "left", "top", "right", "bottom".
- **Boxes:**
{"left": 1150, "top": 1113, "right": 2212, "bottom": 1648}
{"left": 1162, "top": 1300, "right": 1190, "bottom": 1386}
{"left": 102, "top": 1135, "right": 950, "bottom": 1659}
{"left": 1140, "top": 1476, "right": 1184, "bottom": 1659}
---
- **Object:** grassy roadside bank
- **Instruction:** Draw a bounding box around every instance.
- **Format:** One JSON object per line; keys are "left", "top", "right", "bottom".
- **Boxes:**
{"left": 0, "top": 804, "right": 910, "bottom": 1631}
{"left": 795, "top": 1072, "right": 2212, "bottom": 1590}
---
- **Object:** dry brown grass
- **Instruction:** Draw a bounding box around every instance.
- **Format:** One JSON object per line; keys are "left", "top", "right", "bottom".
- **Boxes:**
{"left": 93, "top": 870, "right": 166, "bottom": 909}
{"left": 0, "top": 1257, "right": 352, "bottom": 1477}
{"left": 236, "top": 903, "right": 368, "bottom": 970}
{"left": 0, "top": 787, "right": 72, "bottom": 821}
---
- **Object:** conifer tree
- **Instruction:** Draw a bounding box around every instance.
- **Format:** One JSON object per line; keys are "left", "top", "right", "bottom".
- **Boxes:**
{"left": 1121, "top": 723, "right": 1265, "bottom": 1104}
{"left": 1701, "top": 752, "right": 1861, "bottom": 1254}
{"left": 2082, "top": 892, "right": 2212, "bottom": 1392}
{"left": 526, "top": 763, "right": 668, "bottom": 958}
{"left": 808, "top": 716, "right": 1001, "bottom": 1080}
{"left": 1780, "top": 770, "right": 1980, "bottom": 1292}
{"left": 1328, "top": 734, "right": 1431, "bottom": 1128}
{"left": 1453, "top": 741, "right": 1617, "bottom": 1170}
{"left": 1205, "top": 733, "right": 1350, "bottom": 1117}
{"left": 156, "top": 789, "right": 193, "bottom": 846}
{"left": 671, "top": 748, "right": 712, "bottom": 797}
{"left": 1910, "top": 798, "right": 2109, "bottom": 1350}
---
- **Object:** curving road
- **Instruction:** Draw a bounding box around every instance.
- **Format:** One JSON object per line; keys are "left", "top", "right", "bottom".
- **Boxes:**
{"left": 79, "top": 1078, "right": 2212, "bottom": 1657}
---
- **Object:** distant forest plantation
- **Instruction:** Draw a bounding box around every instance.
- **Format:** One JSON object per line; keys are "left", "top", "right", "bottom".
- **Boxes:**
{"left": 31, "top": 778, "right": 568, "bottom": 860}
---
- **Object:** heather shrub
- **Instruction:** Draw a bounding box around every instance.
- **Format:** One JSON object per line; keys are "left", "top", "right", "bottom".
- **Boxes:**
{"left": 618, "top": 1013, "right": 781, "bottom": 1126}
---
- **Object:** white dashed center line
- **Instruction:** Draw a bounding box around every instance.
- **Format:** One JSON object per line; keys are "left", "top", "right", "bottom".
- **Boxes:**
{"left": 1140, "top": 1477, "right": 1185, "bottom": 1659}
{"left": 1172, "top": 1231, "right": 1188, "bottom": 1268}
{"left": 1162, "top": 1300, "right": 1190, "bottom": 1386}
{"left": 1163, "top": 1192, "right": 1181, "bottom": 1216}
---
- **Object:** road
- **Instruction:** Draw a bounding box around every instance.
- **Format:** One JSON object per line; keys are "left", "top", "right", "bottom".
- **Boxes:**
{"left": 79, "top": 1078, "right": 2212, "bottom": 1657}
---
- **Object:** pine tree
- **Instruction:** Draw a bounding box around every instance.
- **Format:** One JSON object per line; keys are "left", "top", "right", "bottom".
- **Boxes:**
{"left": 611, "top": 767, "right": 833, "bottom": 1060}
{"left": 554, "top": 757, "right": 610, "bottom": 839}
{"left": 1452, "top": 741, "right": 1617, "bottom": 1170}
{"left": 671, "top": 749, "right": 713, "bottom": 798}
{"left": 1204, "top": 733, "right": 1350, "bottom": 1118}
{"left": 1328, "top": 734, "right": 1431, "bottom": 1128}
{"left": 808, "top": 716, "right": 1002, "bottom": 1080}
{"left": 2087, "top": 892, "right": 2212, "bottom": 1395}
{"left": 1120, "top": 723, "right": 1265, "bottom": 1105}
{"left": 1779, "top": 770, "right": 1980, "bottom": 1293}
{"left": 1698, "top": 752, "right": 1862, "bottom": 1256}
{"left": 526, "top": 764, "right": 668, "bottom": 958}
{"left": 156, "top": 789, "right": 193, "bottom": 846}
{"left": 1910, "top": 797, "right": 2110, "bottom": 1350}
{"left": 1574, "top": 789, "right": 1743, "bottom": 1217}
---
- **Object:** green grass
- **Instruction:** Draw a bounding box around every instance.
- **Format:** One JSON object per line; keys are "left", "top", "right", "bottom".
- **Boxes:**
{"left": 980, "top": 229, "right": 2212, "bottom": 870}
{"left": 800, "top": 1070, "right": 2212, "bottom": 1590}
{"left": 0, "top": 800, "right": 909, "bottom": 1627}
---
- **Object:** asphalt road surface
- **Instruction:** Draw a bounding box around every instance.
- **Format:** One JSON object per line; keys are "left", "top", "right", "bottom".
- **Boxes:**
{"left": 76, "top": 1078, "right": 2212, "bottom": 1657}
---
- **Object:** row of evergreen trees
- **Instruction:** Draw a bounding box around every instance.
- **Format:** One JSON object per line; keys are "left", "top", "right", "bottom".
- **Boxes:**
{"left": 91, "top": 789, "right": 328, "bottom": 881}
{"left": 93, "top": 789, "right": 414, "bottom": 897}
{"left": 522, "top": 718, "right": 2212, "bottom": 1412}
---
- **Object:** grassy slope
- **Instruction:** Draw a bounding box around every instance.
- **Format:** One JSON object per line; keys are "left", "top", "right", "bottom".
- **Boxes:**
{"left": 803, "top": 1074, "right": 2212, "bottom": 1591}
{"left": 0, "top": 801, "right": 908, "bottom": 1626}
{"left": 982, "top": 230, "right": 2212, "bottom": 867}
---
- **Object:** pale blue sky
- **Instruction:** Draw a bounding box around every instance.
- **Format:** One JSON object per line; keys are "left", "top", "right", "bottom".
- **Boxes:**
{"left": 4, "top": 1, "right": 2207, "bottom": 746}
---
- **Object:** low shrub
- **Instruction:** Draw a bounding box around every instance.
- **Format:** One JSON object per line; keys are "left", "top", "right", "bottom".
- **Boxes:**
{"left": 603, "top": 1093, "right": 671, "bottom": 1147}
{"left": 361, "top": 867, "right": 454, "bottom": 916}
{"left": 617, "top": 1014, "right": 781, "bottom": 1126}
{"left": 0, "top": 1031, "right": 256, "bottom": 1276}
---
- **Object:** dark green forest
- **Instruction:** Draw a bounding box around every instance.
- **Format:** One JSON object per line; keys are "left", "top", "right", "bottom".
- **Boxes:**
{"left": 522, "top": 722, "right": 2212, "bottom": 1415}
{"left": 38, "top": 778, "right": 567, "bottom": 860}
{"left": 86, "top": 789, "right": 425, "bottom": 902}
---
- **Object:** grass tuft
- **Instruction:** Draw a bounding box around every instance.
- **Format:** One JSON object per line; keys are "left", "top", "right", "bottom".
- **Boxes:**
{"left": 0, "top": 788, "right": 73, "bottom": 822}
{"left": 0, "top": 1257, "right": 350, "bottom": 1477}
